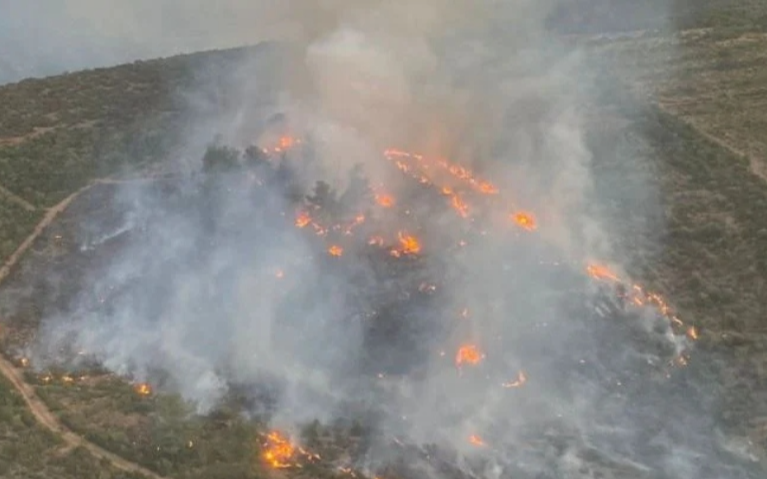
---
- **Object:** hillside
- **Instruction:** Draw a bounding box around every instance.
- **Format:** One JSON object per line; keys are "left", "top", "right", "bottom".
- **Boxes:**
{"left": 1, "top": 6, "right": 767, "bottom": 479}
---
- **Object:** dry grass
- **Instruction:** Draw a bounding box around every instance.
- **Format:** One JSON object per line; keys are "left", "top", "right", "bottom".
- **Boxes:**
{"left": 592, "top": 25, "right": 767, "bottom": 181}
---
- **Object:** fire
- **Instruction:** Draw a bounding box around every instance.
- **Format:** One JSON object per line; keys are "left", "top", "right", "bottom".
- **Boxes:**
{"left": 478, "top": 182, "right": 498, "bottom": 195}
{"left": 375, "top": 193, "right": 395, "bottom": 208}
{"left": 586, "top": 263, "right": 621, "bottom": 283}
{"left": 455, "top": 344, "right": 484, "bottom": 367}
{"left": 344, "top": 214, "right": 366, "bottom": 235}
{"left": 295, "top": 212, "right": 311, "bottom": 228}
{"left": 450, "top": 195, "right": 469, "bottom": 218}
{"left": 687, "top": 326, "right": 698, "bottom": 340}
{"left": 512, "top": 212, "right": 537, "bottom": 231}
{"left": 502, "top": 370, "right": 527, "bottom": 388}
{"left": 279, "top": 136, "right": 297, "bottom": 150}
{"left": 19, "top": 357, "right": 29, "bottom": 368}
{"left": 283, "top": 139, "right": 693, "bottom": 398}
{"left": 397, "top": 232, "right": 421, "bottom": 255}
{"left": 261, "top": 136, "right": 301, "bottom": 155}
{"left": 468, "top": 434, "right": 486, "bottom": 446}
{"left": 262, "top": 431, "right": 296, "bottom": 469}
{"left": 134, "top": 383, "right": 152, "bottom": 396}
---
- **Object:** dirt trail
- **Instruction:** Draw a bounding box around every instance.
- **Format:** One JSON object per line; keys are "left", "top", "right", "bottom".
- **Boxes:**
{"left": 658, "top": 105, "right": 767, "bottom": 183}
{"left": 0, "top": 178, "right": 166, "bottom": 479}
{"left": 0, "top": 357, "right": 165, "bottom": 479}
{"left": 0, "top": 183, "right": 90, "bottom": 285}
{"left": 0, "top": 183, "right": 36, "bottom": 212}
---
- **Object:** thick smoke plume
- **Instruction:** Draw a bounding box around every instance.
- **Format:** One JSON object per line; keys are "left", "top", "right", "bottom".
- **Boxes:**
{"left": 21, "top": 1, "right": 763, "bottom": 478}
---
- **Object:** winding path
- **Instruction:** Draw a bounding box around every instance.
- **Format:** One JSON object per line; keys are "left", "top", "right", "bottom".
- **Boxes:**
{"left": 0, "top": 178, "right": 166, "bottom": 479}
{"left": 0, "top": 183, "right": 36, "bottom": 212}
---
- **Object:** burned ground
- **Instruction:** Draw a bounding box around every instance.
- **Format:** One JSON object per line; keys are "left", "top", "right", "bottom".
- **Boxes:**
{"left": 0, "top": 119, "right": 762, "bottom": 479}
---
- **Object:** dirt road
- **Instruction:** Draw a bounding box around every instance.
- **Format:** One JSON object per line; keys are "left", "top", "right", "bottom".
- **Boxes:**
{"left": 0, "top": 356, "right": 164, "bottom": 479}
{"left": 0, "top": 178, "right": 166, "bottom": 479}
{"left": 0, "top": 183, "right": 91, "bottom": 285}
{"left": 0, "top": 183, "right": 36, "bottom": 212}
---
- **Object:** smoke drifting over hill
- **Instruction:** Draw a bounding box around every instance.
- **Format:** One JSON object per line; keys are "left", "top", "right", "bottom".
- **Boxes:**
{"left": 0, "top": 0, "right": 677, "bottom": 85}
{"left": 19, "top": 1, "right": 763, "bottom": 478}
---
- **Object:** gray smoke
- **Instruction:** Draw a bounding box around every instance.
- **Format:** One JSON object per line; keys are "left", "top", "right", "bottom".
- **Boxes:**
{"left": 21, "top": 1, "right": 763, "bottom": 478}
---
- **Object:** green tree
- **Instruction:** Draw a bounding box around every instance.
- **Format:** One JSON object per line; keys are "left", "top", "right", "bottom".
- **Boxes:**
{"left": 307, "top": 181, "right": 337, "bottom": 212}
{"left": 244, "top": 145, "right": 268, "bottom": 168}
{"left": 338, "top": 163, "right": 371, "bottom": 214}
{"left": 202, "top": 145, "right": 241, "bottom": 174}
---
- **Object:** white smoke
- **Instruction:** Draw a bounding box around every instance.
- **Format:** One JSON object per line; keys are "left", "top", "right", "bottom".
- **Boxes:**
{"left": 18, "top": 1, "right": 763, "bottom": 478}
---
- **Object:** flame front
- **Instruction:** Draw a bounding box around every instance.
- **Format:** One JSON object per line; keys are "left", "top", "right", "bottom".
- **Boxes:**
{"left": 278, "top": 140, "right": 696, "bottom": 417}
{"left": 512, "top": 212, "right": 537, "bottom": 231}
{"left": 456, "top": 344, "right": 484, "bottom": 367}
{"left": 375, "top": 193, "right": 395, "bottom": 208}
{"left": 296, "top": 211, "right": 311, "bottom": 228}
{"left": 134, "top": 383, "right": 151, "bottom": 396}
{"left": 396, "top": 232, "right": 421, "bottom": 255}
{"left": 687, "top": 326, "right": 698, "bottom": 340}
{"left": 262, "top": 431, "right": 295, "bottom": 469}
{"left": 586, "top": 263, "right": 621, "bottom": 283}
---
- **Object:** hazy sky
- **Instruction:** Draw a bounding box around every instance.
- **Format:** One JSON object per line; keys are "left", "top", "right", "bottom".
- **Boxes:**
{"left": 0, "top": 0, "right": 288, "bottom": 83}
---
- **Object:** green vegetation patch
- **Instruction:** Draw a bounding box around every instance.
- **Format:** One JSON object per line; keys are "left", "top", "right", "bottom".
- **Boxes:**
{"left": 36, "top": 376, "right": 269, "bottom": 479}
{"left": 0, "top": 373, "right": 145, "bottom": 479}
{"left": 0, "top": 45, "right": 272, "bottom": 207}
{"left": 0, "top": 195, "right": 41, "bottom": 261}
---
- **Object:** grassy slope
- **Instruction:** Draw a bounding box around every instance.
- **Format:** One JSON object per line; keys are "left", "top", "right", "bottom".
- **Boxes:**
{"left": 593, "top": 28, "right": 767, "bottom": 182}
{"left": 0, "top": 372, "right": 144, "bottom": 479}
{"left": 588, "top": 85, "right": 767, "bottom": 450}
{"left": 0, "top": 197, "right": 41, "bottom": 260}
{"left": 0, "top": 45, "right": 267, "bottom": 208}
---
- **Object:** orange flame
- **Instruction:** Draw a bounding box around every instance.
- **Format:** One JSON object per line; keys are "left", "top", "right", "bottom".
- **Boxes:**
{"left": 295, "top": 212, "right": 311, "bottom": 228}
{"left": 344, "top": 214, "right": 366, "bottom": 235}
{"left": 262, "top": 136, "right": 301, "bottom": 155}
{"left": 279, "top": 136, "right": 297, "bottom": 150}
{"left": 469, "top": 434, "right": 486, "bottom": 446}
{"left": 134, "top": 383, "right": 151, "bottom": 396}
{"left": 456, "top": 344, "right": 484, "bottom": 367}
{"left": 375, "top": 193, "right": 395, "bottom": 208}
{"left": 512, "top": 212, "right": 537, "bottom": 231}
{"left": 451, "top": 195, "right": 469, "bottom": 218}
{"left": 687, "top": 326, "right": 698, "bottom": 340}
{"left": 397, "top": 232, "right": 421, "bottom": 255}
{"left": 328, "top": 245, "right": 344, "bottom": 257}
{"left": 263, "top": 431, "right": 296, "bottom": 469}
{"left": 586, "top": 264, "right": 621, "bottom": 282}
